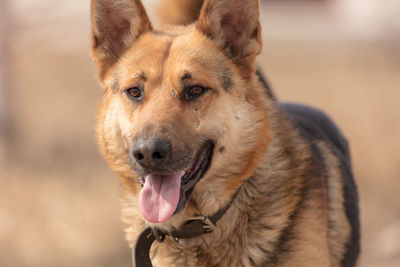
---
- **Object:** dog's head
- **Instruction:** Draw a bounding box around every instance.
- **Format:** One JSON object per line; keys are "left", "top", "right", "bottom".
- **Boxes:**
{"left": 91, "top": 0, "right": 272, "bottom": 226}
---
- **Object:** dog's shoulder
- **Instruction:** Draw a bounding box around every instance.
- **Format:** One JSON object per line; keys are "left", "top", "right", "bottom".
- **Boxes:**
{"left": 277, "top": 102, "right": 360, "bottom": 266}
{"left": 277, "top": 102, "right": 349, "bottom": 161}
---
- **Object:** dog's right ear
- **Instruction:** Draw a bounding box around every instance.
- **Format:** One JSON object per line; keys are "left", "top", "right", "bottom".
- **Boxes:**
{"left": 90, "top": 0, "right": 152, "bottom": 79}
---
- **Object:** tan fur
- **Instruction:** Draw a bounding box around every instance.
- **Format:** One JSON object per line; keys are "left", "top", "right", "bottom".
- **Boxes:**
{"left": 318, "top": 142, "right": 352, "bottom": 267}
{"left": 281, "top": 183, "right": 331, "bottom": 267}
{"left": 90, "top": 0, "right": 357, "bottom": 266}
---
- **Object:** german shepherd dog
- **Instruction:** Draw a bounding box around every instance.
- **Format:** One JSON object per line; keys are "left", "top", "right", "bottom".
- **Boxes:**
{"left": 90, "top": 0, "right": 360, "bottom": 266}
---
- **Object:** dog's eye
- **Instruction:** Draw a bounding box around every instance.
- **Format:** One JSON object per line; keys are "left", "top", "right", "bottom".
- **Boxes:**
{"left": 126, "top": 86, "right": 143, "bottom": 101}
{"left": 183, "top": 85, "right": 207, "bottom": 101}
{"left": 191, "top": 86, "right": 203, "bottom": 95}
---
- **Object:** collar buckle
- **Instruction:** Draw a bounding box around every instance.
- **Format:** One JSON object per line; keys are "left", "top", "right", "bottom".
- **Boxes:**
{"left": 187, "top": 215, "right": 215, "bottom": 233}
{"left": 152, "top": 228, "right": 166, "bottom": 243}
{"left": 169, "top": 215, "right": 216, "bottom": 240}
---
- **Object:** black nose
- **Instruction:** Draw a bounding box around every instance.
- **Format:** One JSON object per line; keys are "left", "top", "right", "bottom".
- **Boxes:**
{"left": 132, "top": 138, "right": 170, "bottom": 167}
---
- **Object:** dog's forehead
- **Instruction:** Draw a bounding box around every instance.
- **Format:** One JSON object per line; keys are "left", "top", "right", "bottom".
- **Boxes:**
{"left": 118, "top": 29, "right": 231, "bottom": 86}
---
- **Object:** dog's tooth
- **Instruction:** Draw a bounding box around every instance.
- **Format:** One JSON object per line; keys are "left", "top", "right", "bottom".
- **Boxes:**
{"left": 138, "top": 176, "right": 145, "bottom": 186}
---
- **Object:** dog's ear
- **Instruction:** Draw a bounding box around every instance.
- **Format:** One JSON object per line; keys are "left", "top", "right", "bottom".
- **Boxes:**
{"left": 90, "top": 0, "right": 152, "bottom": 79}
{"left": 197, "top": 0, "right": 261, "bottom": 77}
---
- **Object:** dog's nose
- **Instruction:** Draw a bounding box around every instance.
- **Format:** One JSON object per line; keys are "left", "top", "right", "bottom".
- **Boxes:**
{"left": 132, "top": 138, "right": 170, "bottom": 167}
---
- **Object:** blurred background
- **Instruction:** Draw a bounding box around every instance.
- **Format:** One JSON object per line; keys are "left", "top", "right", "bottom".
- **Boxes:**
{"left": 0, "top": 0, "right": 399, "bottom": 266}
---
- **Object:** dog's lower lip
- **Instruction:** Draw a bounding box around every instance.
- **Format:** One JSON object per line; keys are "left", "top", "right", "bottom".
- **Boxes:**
{"left": 171, "top": 141, "right": 213, "bottom": 215}
{"left": 182, "top": 142, "right": 213, "bottom": 188}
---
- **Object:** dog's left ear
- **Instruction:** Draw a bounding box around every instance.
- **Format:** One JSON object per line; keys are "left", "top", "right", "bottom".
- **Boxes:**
{"left": 197, "top": 0, "right": 262, "bottom": 77}
{"left": 90, "top": 0, "right": 152, "bottom": 80}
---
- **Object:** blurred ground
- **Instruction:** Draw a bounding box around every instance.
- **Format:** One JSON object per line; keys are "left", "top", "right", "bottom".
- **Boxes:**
{"left": 1, "top": 0, "right": 399, "bottom": 266}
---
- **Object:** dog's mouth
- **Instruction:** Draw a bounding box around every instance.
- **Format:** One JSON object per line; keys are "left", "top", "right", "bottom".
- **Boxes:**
{"left": 138, "top": 141, "right": 214, "bottom": 223}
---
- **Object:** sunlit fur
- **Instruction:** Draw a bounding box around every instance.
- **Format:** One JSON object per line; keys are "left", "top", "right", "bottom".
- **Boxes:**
{"left": 91, "top": 0, "right": 359, "bottom": 266}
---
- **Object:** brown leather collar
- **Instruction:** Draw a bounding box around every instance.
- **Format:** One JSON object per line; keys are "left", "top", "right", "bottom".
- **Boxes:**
{"left": 132, "top": 188, "right": 241, "bottom": 267}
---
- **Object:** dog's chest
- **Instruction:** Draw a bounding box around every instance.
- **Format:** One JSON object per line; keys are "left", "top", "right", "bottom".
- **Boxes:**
{"left": 152, "top": 239, "right": 247, "bottom": 267}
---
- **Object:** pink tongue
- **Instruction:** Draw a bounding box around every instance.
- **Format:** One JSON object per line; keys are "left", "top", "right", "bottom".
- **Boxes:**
{"left": 139, "top": 172, "right": 184, "bottom": 223}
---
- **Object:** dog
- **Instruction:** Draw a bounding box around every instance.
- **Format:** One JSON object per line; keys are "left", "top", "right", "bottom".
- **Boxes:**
{"left": 90, "top": 0, "right": 360, "bottom": 266}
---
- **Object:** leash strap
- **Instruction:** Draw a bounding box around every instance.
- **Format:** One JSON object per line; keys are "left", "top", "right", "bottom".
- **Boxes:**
{"left": 133, "top": 188, "right": 241, "bottom": 267}
{"left": 133, "top": 227, "right": 155, "bottom": 267}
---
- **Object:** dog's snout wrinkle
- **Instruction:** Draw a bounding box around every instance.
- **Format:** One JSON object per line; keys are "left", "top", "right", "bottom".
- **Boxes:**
{"left": 133, "top": 137, "right": 170, "bottom": 167}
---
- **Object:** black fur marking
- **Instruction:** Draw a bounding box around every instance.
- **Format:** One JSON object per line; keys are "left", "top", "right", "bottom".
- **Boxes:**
{"left": 248, "top": 256, "right": 257, "bottom": 266}
{"left": 221, "top": 67, "right": 233, "bottom": 90}
{"left": 255, "top": 68, "right": 275, "bottom": 100}
{"left": 181, "top": 72, "right": 192, "bottom": 81}
{"left": 136, "top": 71, "right": 147, "bottom": 81}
